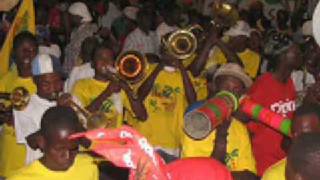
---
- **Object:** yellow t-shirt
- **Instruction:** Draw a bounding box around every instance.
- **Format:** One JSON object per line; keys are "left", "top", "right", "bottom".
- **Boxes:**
{"left": 262, "top": 158, "right": 286, "bottom": 180}
{"left": 189, "top": 72, "right": 208, "bottom": 101}
{"left": 206, "top": 47, "right": 261, "bottom": 79}
{"left": 127, "top": 68, "right": 188, "bottom": 150}
{"left": 8, "top": 154, "right": 98, "bottom": 180}
{"left": 181, "top": 119, "right": 257, "bottom": 174}
{"left": 72, "top": 78, "right": 130, "bottom": 128}
{"left": 0, "top": 73, "right": 36, "bottom": 178}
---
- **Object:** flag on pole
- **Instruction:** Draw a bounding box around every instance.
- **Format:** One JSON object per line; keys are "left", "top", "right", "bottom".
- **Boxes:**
{"left": 0, "top": 0, "right": 35, "bottom": 76}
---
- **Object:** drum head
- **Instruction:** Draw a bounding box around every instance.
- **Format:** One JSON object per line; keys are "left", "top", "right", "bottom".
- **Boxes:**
{"left": 184, "top": 112, "right": 212, "bottom": 140}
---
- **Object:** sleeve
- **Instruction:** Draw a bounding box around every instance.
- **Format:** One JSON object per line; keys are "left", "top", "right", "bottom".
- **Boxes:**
{"left": 205, "top": 47, "right": 227, "bottom": 71}
{"left": 232, "top": 123, "right": 257, "bottom": 174}
{"left": 71, "top": 81, "right": 90, "bottom": 107}
{"left": 13, "top": 110, "right": 30, "bottom": 144}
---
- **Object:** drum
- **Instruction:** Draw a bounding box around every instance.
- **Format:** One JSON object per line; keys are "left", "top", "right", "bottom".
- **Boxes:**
{"left": 240, "top": 97, "right": 292, "bottom": 136}
{"left": 184, "top": 91, "right": 238, "bottom": 140}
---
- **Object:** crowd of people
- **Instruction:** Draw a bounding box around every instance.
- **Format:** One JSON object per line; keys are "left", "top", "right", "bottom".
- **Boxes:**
{"left": 1, "top": 0, "right": 320, "bottom": 179}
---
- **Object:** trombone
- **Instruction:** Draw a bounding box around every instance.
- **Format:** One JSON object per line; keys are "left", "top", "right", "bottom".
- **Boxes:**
{"left": 162, "top": 24, "right": 203, "bottom": 60}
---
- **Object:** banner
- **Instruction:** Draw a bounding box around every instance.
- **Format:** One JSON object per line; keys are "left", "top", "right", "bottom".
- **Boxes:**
{"left": 0, "top": 0, "right": 35, "bottom": 76}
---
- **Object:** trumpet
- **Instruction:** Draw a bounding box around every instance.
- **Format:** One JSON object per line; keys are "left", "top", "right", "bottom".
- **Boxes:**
{"left": 0, "top": 87, "right": 30, "bottom": 111}
{"left": 67, "top": 100, "right": 115, "bottom": 130}
{"left": 211, "top": 2, "right": 238, "bottom": 27}
{"left": 115, "top": 51, "right": 147, "bottom": 84}
{"left": 162, "top": 25, "right": 203, "bottom": 60}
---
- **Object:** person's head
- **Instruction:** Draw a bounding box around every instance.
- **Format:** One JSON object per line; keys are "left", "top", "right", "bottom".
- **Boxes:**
{"left": 13, "top": 31, "right": 38, "bottom": 77}
{"left": 292, "top": 103, "right": 320, "bottom": 139}
{"left": 275, "top": 43, "right": 303, "bottom": 71}
{"left": 286, "top": 133, "right": 320, "bottom": 180}
{"left": 80, "top": 36, "right": 99, "bottom": 63}
{"left": 224, "top": 21, "right": 251, "bottom": 52}
{"left": 68, "top": 2, "right": 92, "bottom": 27}
{"left": 212, "top": 63, "right": 252, "bottom": 97}
{"left": 38, "top": 106, "right": 83, "bottom": 171}
{"left": 32, "top": 54, "right": 63, "bottom": 101}
{"left": 92, "top": 44, "right": 115, "bottom": 80}
{"left": 136, "top": 9, "right": 152, "bottom": 32}
{"left": 161, "top": 5, "right": 181, "bottom": 26}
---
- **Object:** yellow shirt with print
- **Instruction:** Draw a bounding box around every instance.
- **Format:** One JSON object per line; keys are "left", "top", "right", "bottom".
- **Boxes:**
{"left": 72, "top": 78, "right": 130, "bottom": 128}
{"left": 206, "top": 47, "right": 261, "bottom": 79}
{"left": 0, "top": 72, "right": 36, "bottom": 178}
{"left": 262, "top": 158, "right": 286, "bottom": 180}
{"left": 181, "top": 119, "right": 257, "bottom": 174}
{"left": 8, "top": 154, "right": 98, "bottom": 180}
{"left": 127, "top": 67, "right": 187, "bottom": 150}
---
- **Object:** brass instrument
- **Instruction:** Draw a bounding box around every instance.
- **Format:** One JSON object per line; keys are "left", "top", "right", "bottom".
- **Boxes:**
{"left": 0, "top": 87, "right": 30, "bottom": 111}
{"left": 115, "top": 51, "right": 147, "bottom": 84}
{"left": 67, "top": 101, "right": 115, "bottom": 130}
{"left": 162, "top": 25, "right": 203, "bottom": 60}
{"left": 211, "top": 2, "right": 238, "bottom": 27}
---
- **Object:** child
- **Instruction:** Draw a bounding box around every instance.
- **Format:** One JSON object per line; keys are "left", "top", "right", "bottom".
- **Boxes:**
{"left": 8, "top": 106, "right": 98, "bottom": 180}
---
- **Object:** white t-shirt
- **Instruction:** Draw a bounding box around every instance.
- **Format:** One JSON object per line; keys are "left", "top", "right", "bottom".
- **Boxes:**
{"left": 156, "top": 22, "right": 179, "bottom": 43}
{"left": 13, "top": 95, "right": 56, "bottom": 165}
{"left": 64, "top": 63, "right": 95, "bottom": 93}
{"left": 122, "top": 28, "right": 159, "bottom": 55}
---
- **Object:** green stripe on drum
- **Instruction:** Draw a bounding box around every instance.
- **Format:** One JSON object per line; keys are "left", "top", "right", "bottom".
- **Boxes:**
{"left": 280, "top": 120, "right": 292, "bottom": 136}
{"left": 252, "top": 105, "right": 263, "bottom": 120}
{"left": 216, "top": 91, "right": 239, "bottom": 111}
{"left": 205, "top": 103, "right": 222, "bottom": 120}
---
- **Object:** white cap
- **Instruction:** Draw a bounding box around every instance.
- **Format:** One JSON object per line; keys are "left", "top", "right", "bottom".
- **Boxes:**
{"left": 224, "top": 20, "right": 251, "bottom": 37}
{"left": 313, "top": 1, "right": 320, "bottom": 46}
{"left": 32, "top": 54, "right": 62, "bottom": 76}
{"left": 39, "top": 44, "right": 62, "bottom": 59}
{"left": 302, "top": 20, "right": 313, "bottom": 36}
{"left": 68, "top": 2, "right": 92, "bottom": 23}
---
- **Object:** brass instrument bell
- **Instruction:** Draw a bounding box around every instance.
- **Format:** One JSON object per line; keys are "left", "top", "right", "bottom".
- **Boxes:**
{"left": 162, "top": 25, "right": 203, "bottom": 60}
{"left": 115, "top": 51, "right": 147, "bottom": 84}
{"left": 0, "top": 87, "right": 30, "bottom": 111}
{"left": 211, "top": 2, "right": 238, "bottom": 27}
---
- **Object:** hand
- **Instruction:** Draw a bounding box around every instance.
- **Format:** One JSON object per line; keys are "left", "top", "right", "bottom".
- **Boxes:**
{"left": 57, "top": 93, "right": 73, "bottom": 107}
{"left": 106, "top": 82, "right": 122, "bottom": 94}
{"left": 172, "top": 58, "right": 184, "bottom": 70}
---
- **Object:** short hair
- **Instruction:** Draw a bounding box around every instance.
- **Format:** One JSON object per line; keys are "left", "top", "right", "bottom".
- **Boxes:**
{"left": 288, "top": 133, "right": 320, "bottom": 180}
{"left": 295, "top": 103, "right": 320, "bottom": 120}
{"left": 80, "top": 36, "right": 99, "bottom": 63}
{"left": 40, "top": 106, "right": 82, "bottom": 139}
{"left": 92, "top": 43, "right": 115, "bottom": 62}
{"left": 13, "top": 31, "right": 38, "bottom": 52}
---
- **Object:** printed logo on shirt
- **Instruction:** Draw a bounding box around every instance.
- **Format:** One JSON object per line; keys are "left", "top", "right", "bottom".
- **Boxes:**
{"left": 270, "top": 99, "right": 296, "bottom": 116}
{"left": 149, "top": 84, "right": 181, "bottom": 112}
{"left": 225, "top": 149, "right": 239, "bottom": 170}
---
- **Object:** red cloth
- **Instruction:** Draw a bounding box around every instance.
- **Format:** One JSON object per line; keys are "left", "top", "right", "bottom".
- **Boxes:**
{"left": 247, "top": 73, "right": 296, "bottom": 176}
{"left": 166, "top": 158, "right": 233, "bottom": 180}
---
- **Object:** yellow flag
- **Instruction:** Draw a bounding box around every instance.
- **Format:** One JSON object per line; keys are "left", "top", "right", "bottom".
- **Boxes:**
{"left": 0, "top": 0, "right": 35, "bottom": 76}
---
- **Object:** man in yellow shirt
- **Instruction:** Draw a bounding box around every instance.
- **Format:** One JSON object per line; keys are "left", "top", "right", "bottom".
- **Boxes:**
{"left": 181, "top": 63, "right": 257, "bottom": 180}
{"left": 8, "top": 106, "right": 98, "bottom": 180}
{"left": 262, "top": 103, "right": 320, "bottom": 180}
{"left": 0, "top": 31, "right": 38, "bottom": 178}
{"left": 72, "top": 44, "right": 147, "bottom": 128}
{"left": 127, "top": 44, "right": 197, "bottom": 159}
{"left": 189, "top": 21, "right": 261, "bottom": 80}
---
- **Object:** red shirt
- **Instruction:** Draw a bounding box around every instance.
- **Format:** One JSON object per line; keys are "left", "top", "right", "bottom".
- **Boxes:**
{"left": 247, "top": 72, "right": 296, "bottom": 176}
